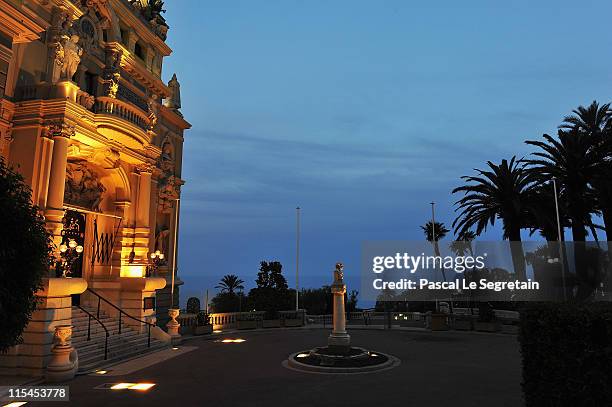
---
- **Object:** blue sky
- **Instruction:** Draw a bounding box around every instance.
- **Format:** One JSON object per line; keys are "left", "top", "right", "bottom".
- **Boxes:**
{"left": 161, "top": 1, "right": 612, "bottom": 303}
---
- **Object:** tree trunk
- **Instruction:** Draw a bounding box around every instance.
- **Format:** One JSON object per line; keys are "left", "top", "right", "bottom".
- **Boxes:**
{"left": 509, "top": 228, "right": 526, "bottom": 281}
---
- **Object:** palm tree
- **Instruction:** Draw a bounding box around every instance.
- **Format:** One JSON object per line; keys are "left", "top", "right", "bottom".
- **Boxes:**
{"left": 524, "top": 183, "right": 569, "bottom": 242}
{"left": 564, "top": 101, "right": 612, "bottom": 242}
{"left": 525, "top": 130, "right": 600, "bottom": 243}
{"left": 215, "top": 274, "right": 245, "bottom": 295}
{"left": 421, "top": 221, "right": 449, "bottom": 281}
{"left": 421, "top": 221, "right": 449, "bottom": 249}
{"left": 452, "top": 157, "right": 535, "bottom": 280}
{"left": 449, "top": 230, "right": 476, "bottom": 257}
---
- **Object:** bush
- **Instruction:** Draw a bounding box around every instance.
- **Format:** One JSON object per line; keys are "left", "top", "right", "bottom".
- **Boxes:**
{"left": 186, "top": 297, "right": 200, "bottom": 314}
{"left": 0, "top": 158, "right": 51, "bottom": 352}
{"left": 519, "top": 303, "right": 612, "bottom": 406}
{"left": 210, "top": 291, "right": 246, "bottom": 313}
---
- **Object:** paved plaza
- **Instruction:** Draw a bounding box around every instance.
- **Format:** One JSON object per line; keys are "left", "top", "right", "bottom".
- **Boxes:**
{"left": 31, "top": 328, "right": 522, "bottom": 407}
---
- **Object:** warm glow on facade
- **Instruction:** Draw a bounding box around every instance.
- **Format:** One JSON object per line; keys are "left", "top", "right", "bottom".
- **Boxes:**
{"left": 121, "top": 264, "right": 146, "bottom": 278}
{"left": 0, "top": 0, "right": 190, "bottom": 378}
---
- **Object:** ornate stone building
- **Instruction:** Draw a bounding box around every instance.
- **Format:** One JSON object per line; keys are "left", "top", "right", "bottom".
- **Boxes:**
{"left": 0, "top": 0, "right": 190, "bottom": 378}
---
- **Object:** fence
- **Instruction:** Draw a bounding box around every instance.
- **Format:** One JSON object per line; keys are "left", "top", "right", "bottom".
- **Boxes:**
{"left": 177, "top": 310, "right": 305, "bottom": 331}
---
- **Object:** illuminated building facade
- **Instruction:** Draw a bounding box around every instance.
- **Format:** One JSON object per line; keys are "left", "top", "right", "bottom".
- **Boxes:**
{"left": 0, "top": 0, "right": 190, "bottom": 377}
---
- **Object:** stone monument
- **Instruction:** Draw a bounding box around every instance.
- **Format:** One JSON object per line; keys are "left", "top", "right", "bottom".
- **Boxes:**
{"left": 328, "top": 262, "right": 351, "bottom": 353}
{"left": 285, "top": 262, "right": 399, "bottom": 373}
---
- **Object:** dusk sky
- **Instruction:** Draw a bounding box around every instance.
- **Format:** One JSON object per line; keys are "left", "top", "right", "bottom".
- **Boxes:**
{"left": 161, "top": 1, "right": 612, "bottom": 303}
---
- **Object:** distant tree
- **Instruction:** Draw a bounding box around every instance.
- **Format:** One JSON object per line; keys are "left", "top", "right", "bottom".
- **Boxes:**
{"left": 347, "top": 290, "right": 359, "bottom": 313}
{"left": 215, "top": 274, "right": 244, "bottom": 295}
{"left": 421, "top": 221, "right": 450, "bottom": 281}
{"left": 0, "top": 158, "right": 51, "bottom": 352}
{"left": 421, "top": 221, "right": 449, "bottom": 246}
{"left": 248, "top": 261, "right": 292, "bottom": 317}
{"left": 255, "top": 261, "right": 288, "bottom": 290}
{"left": 300, "top": 286, "right": 332, "bottom": 315}
{"left": 210, "top": 291, "right": 246, "bottom": 313}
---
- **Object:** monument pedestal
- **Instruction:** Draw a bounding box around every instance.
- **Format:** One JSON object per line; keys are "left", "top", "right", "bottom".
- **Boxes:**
{"left": 327, "top": 271, "right": 350, "bottom": 353}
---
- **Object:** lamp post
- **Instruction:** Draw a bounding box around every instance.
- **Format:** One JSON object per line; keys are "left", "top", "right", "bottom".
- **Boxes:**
{"left": 296, "top": 206, "right": 300, "bottom": 311}
{"left": 167, "top": 198, "right": 181, "bottom": 340}
{"left": 552, "top": 177, "right": 567, "bottom": 301}
{"left": 56, "top": 238, "right": 84, "bottom": 278}
{"left": 147, "top": 250, "right": 165, "bottom": 277}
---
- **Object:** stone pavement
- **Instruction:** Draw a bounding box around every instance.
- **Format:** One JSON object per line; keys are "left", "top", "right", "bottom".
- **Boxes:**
{"left": 21, "top": 328, "right": 523, "bottom": 407}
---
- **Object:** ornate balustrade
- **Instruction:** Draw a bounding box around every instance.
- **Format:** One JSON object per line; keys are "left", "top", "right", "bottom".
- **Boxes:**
{"left": 76, "top": 90, "right": 95, "bottom": 110}
{"left": 94, "top": 96, "right": 150, "bottom": 130}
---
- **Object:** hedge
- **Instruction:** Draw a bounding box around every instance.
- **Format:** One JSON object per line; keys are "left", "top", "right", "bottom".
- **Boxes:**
{"left": 518, "top": 303, "right": 612, "bottom": 407}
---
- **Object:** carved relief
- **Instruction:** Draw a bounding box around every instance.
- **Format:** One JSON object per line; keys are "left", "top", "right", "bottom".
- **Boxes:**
{"left": 157, "top": 175, "right": 181, "bottom": 214}
{"left": 48, "top": 7, "right": 73, "bottom": 84}
{"left": 158, "top": 139, "right": 174, "bottom": 173}
{"left": 147, "top": 94, "right": 159, "bottom": 130}
{"left": 45, "top": 122, "right": 75, "bottom": 139}
{"left": 64, "top": 160, "right": 106, "bottom": 211}
{"left": 154, "top": 227, "right": 170, "bottom": 259}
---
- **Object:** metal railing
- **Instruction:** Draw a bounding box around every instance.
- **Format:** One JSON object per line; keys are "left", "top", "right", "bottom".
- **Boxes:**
{"left": 87, "top": 288, "right": 154, "bottom": 349}
{"left": 76, "top": 305, "right": 109, "bottom": 360}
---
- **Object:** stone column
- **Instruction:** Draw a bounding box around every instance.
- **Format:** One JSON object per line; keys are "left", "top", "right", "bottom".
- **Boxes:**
{"left": 136, "top": 165, "right": 153, "bottom": 228}
{"left": 0, "top": 278, "right": 87, "bottom": 377}
{"left": 126, "top": 163, "right": 153, "bottom": 271}
{"left": 44, "top": 122, "right": 74, "bottom": 241}
{"left": 328, "top": 263, "right": 351, "bottom": 353}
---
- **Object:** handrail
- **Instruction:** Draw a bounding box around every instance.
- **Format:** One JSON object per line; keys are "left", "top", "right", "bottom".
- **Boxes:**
{"left": 76, "top": 305, "right": 109, "bottom": 361}
{"left": 86, "top": 288, "right": 153, "bottom": 349}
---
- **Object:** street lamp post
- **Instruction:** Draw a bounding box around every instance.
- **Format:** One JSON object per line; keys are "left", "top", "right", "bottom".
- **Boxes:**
{"left": 552, "top": 177, "right": 567, "bottom": 301}
{"left": 296, "top": 206, "right": 301, "bottom": 311}
{"left": 147, "top": 250, "right": 165, "bottom": 277}
{"left": 56, "top": 238, "right": 84, "bottom": 278}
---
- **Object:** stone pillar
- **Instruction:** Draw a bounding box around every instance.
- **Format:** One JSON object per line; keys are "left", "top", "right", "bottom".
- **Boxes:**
{"left": 0, "top": 278, "right": 87, "bottom": 377}
{"left": 44, "top": 122, "right": 74, "bottom": 241}
{"left": 136, "top": 165, "right": 152, "bottom": 228}
{"left": 328, "top": 263, "right": 351, "bottom": 352}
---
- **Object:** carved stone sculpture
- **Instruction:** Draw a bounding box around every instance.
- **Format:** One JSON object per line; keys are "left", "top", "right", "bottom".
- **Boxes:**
{"left": 333, "top": 262, "right": 344, "bottom": 283}
{"left": 147, "top": 94, "right": 159, "bottom": 130}
{"left": 165, "top": 73, "right": 181, "bottom": 110}
{"left": 101, "top": 48, "right": 122, "bottom": 97}
{"left": 157, "top": 175, "right": 181, "bottom": 213}
{"left": 48, "top": 7, "right": 72, "bottom": 84}
{"left": 158, "top": 140, "right": 174, "bottom": 173}
{"left": 64, "top": 160, "right": 106, "bottom": 211}
{"left": 60, "top": 34, "right": 83, "bottom": 81}
{"left": 155, "top": 227, "right": 170, "bottom": 258}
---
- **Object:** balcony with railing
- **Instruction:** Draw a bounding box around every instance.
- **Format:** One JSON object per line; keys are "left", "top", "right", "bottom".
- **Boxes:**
{"left": 94, "top": 96, "right": 150, "bottom": 131}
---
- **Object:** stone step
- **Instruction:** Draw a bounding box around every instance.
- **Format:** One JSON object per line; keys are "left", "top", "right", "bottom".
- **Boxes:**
{"left": 72, "top": 325, "right": 137, "bottom": 342}
{"left": 72, "top": 330, "right": 140, "bottom": 349}
{"left": 77, "top": 335, "right": 160, "bottom": 361}
{"left": 70, "top": 306, "right": 167, "bottom": 374}
{"left": 77, "top": 340, "right": 169, "bottom": 373}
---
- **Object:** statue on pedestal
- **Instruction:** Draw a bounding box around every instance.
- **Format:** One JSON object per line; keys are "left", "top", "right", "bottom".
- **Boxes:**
{"left": 61, "top": 35, "right": 83, "bottom": 81}
{"left": 164, "top": 73, "right": 182, "bottom": 113}
{"left": 328, "top": 262, "right": 350, "bottom": 352}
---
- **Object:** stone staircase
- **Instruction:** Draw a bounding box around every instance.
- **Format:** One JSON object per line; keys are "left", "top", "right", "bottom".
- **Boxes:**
{"left": 71, "top": 306, "right": 169, "bottom": 373}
